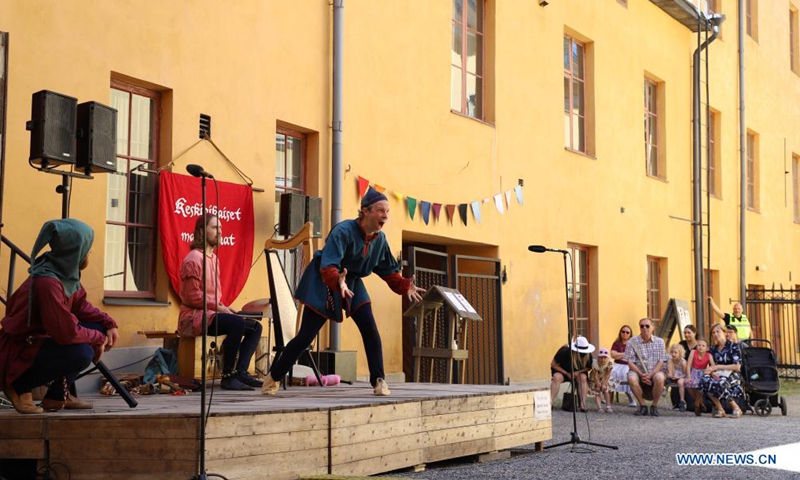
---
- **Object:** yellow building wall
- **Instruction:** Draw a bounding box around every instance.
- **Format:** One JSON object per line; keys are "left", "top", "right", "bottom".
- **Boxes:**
{"left": 1, "top": 0, "right": 798, "bottom": 383}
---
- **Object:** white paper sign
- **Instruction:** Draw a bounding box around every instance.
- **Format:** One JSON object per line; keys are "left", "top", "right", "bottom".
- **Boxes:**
{"left": 534, "top": 391, "right": 551, "bottom": 420}
{"left": 454, "top": 292, "right": 478, "bottom": 314}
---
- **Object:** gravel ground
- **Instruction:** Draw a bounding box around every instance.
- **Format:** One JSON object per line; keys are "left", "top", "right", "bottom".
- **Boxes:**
{"left": 387, "top": 387, "right": 800, "bottom": 480}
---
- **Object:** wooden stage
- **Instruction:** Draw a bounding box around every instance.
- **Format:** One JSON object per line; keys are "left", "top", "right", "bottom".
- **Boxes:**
{"left": 0, "top": 382, "right": 551, "bottom": 480}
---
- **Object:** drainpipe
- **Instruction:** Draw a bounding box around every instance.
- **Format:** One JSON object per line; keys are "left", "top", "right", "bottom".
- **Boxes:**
{"left": 330, "top": 0, "right": 344, "bottom": 351}
{"left": 693, "top": 14, "right": 724, "bottom": 338}
{"left": 738, "top": 0, "right": 747, "bottom": 309}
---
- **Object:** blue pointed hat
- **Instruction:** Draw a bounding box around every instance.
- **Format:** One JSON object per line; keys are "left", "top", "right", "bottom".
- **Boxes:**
{"left": 361, "top": 187, "right": 388, "bottom": 208}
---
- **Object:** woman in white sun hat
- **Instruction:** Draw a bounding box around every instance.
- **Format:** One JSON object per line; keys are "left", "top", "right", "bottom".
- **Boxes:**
{"left": 549, "top": 335, "right": 595, "bottom": 411}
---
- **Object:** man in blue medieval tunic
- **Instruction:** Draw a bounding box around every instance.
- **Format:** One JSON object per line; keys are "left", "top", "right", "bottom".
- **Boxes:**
{"left": 262, "top": 188, "right": 425, "bottom": 396}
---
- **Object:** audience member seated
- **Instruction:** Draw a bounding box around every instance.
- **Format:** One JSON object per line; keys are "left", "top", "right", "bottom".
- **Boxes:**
{"left": 686, "top": 337, "right": 714, "bottom": 416}
{"left": 699, "top": 323, "right": 744, "bottom": 418}
{"left": 624, "top": 318, "right": 668, "bottom": 417}
{"left": 589, "top": 348, "right": 614, "bottom": 413}
{"left": 666, "top": 344, "right": 687, "bottom": 411}
{"left": 610, "top": 324, "right": 636, "bottom": 407}
{"left": 549, "top": 336, "right": 594, "bottom": 412}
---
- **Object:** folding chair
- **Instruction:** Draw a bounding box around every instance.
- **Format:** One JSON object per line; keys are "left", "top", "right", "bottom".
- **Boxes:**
{"left": 263, "top": 222, "right": 323, "bottom": 388}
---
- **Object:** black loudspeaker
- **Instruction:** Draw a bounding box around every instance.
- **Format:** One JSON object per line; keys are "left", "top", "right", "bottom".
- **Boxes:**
{"left": 305, "top": 196, "right": 322, "bottom": 238}
{"left": 27, "top": 90, "right": 77, "bottom": 167}
{"left": 76, "top": 101, "right": 117, "bottom": 173}
{"left": 279, "top": 193, "right": 307, "bottom": 237}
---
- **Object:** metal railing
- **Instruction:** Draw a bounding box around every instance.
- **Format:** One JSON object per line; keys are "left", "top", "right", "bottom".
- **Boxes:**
{"left": 746, "top": 286, "right": 800, "bottom": 380}
{"left": 1, "top": 234, "right": 31, "bottom": 305}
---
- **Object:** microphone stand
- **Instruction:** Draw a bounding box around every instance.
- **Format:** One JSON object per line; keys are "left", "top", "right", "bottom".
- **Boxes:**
{"left": 192, "top": 174, "right": 226, "bottom": 480}
{"left": 545, "top": 250, "right": 617, "bottom": 452}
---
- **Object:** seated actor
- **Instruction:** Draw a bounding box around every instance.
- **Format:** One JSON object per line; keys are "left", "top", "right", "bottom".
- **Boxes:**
{"left": 0, "top": 219, "right": 118, "bottom": 414}
{"left": 179, "top": 215, "right": 263, "bottom": 391}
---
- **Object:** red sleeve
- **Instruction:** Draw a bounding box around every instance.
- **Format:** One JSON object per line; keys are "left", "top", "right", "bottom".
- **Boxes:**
{"left": 37, "top": 279, "right": 105, "bottom": 347}
{"left": 320, "top": 266, "right": 341, "bottom": 292}
{"left": 179, "top": 255, "right": 218, "bottom": 311}
{"left": 71, "top": 288, "right": 118, "bottom": 330}
{"left": 179, "top": 274, "right": 218, "bottom": 311}
{"left": 381, "top": 273, "right": 410, "bottom": 296}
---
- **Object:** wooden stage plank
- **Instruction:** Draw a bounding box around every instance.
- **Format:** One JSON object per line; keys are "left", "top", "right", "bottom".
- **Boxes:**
{"left": 331, "top": 432, "right": 423, "bottom": 464}
{"left": 48, "top": 416, "right": 196, "bottom": 439}
{"left": 43, "top": 459, "right": 197, "bottom": 479}
{"left": 421, "top": 395, "right": 495, "bottom": 416}
{"left": 331, "top": 416, "right": 421, "bottom": 446}
{"left": 331, "top": 448, "right": 425, "bottom": 477}
{"left": 330, "top": 402, "right": 421, "bottom": 428}
{"left": 207, "top": 410, "right": 328, "bottom": 438}
{"left": 0, "top": 417, "right": 43, "bottom": 439}
{"left": 425, "top": 437, "right": 496, "bottom": 463}
{"left": 48, "top": 437, "right": 197, "bottom": 461}
{"left": 207, "top": 447, "right": 329, "bottom": 480}
{"left": 207, "top": 429, "right": 329, "bottom": 458}
{"left": 422, "top": 408, "right": 494, "bottom": 431}
{"left": 0, "top": 439, "right": 45, "bottom": 459}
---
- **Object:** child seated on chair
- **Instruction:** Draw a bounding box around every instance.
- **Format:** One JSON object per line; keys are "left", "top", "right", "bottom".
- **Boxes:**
{"left": 589, "top": 348, "right": 614, "bottom": 413}
{"left": 685, "top": 337, "right": 714, "bottom": 416}
{"left": 667, "top": 344, "right": 687, "bottom": 411}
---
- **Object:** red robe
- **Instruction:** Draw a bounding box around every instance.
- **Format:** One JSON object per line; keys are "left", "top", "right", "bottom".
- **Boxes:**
{"left": 0, "top": 276, "right": 116, "bottom": 391}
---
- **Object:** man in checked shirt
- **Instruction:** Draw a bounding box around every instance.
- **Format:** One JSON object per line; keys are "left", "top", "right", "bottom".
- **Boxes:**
{"left": 624, "top": 317, "right": 669, "bottom": 417}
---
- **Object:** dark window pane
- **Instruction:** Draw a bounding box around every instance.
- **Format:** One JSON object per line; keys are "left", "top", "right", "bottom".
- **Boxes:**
{"left": 287, "top": 136, "right": 302, "bottom": 189}
{"left": 572, "top": 81, "right": 584, "bottom": 115}
{"left": 467, "top": 31, "right": 482, "bottom": 75}
{"left": 466, "top": 74, "right": 482, "bottom": 118}
{"left": 573, "top": 43, "right": 584, "bottom": 79}
{"left": 127, "top": 226, "right": 153, "bottom": 292}
{"left": 564, "top": 77, "right": 570, "bottom": 111}
{"left": 451, "top": 65, "right": 463, "bottom": 111}
{"left": 467, "top": 0, "right": 482, "bottom": 31}
{"left": 451, "top": 23, "right": 463, "bottom": 66}
{"left": 453, "top": 0, "right": 462, "bottom": 22}
{"left": 104, "top": 224, "right": 126, "bottom": 291}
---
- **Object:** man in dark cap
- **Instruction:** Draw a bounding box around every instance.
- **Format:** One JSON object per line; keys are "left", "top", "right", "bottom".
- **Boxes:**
{"left": 0, "top": 219, "right": 118, "bottom": 414}
{"left": 262, "top": 187, "right": 425, "bottom": 396}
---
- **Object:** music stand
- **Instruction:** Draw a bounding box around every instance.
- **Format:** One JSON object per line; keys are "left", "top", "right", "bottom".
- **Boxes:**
{"left": 543, "top": 250, "right": 617, "bottom": 452}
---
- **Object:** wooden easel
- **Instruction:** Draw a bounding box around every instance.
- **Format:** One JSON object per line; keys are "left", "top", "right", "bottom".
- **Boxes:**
{"left": 403, "top": 286, "right": 482, "bottom": 384}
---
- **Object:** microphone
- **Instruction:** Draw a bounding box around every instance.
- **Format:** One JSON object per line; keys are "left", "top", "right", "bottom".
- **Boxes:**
{"left": 528, "top": 245, "right": 569, "bottom": 254}
{"left": 186, "top": 164, "right": 214, "bottom": 179}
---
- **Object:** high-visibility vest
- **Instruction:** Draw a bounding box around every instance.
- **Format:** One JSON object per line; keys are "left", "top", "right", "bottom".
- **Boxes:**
{"left": 729, "top": 314, "right": 751, "bottom": 340}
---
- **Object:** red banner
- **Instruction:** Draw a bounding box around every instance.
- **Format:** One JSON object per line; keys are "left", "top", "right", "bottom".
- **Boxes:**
{"left": 158, "top": 171, "right": 254, "bottom": 304}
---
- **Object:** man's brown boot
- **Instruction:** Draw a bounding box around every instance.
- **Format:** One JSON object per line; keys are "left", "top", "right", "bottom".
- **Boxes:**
{"left": 3, "top": 388, "right": 43, "bottom": 414}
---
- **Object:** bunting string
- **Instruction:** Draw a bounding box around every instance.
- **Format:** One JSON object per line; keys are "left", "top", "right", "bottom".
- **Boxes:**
{"left": 355, "top": 175, "right": 524, "bottom": 226}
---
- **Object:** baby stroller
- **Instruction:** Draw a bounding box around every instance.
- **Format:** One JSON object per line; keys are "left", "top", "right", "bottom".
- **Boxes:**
{"left": 740, "top": 339, "right": 788, "bottom": 416}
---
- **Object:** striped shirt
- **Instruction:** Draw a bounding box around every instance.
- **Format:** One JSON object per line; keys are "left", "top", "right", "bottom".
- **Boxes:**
{"left": 623, "top": 335, "right": 668, "bottom": 373}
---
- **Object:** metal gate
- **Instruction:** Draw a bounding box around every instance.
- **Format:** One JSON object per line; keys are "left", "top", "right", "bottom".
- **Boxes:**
{"left": 745, "top": 286, "right": 800, "bottom": 380}
{"left": 402, "top": 246, "right": 504, "bottom": 385}
{"left": 453, "top": 255, "right": 503, "bottom": 385}
{"left": 403, "top": 247, "right": 449, "bottom": 383}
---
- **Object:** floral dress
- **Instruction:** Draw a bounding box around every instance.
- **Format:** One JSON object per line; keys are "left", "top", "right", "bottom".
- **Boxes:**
{"left": 699, "top": 340, "right": 743, "bottom": 402}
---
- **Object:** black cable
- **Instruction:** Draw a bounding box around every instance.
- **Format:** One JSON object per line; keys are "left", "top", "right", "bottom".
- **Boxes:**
{"left": 205, "top": 176, "right": 221, "bottom": 428}
{"left": 36, "top": 461, "right": 71, "bottom": 480}
{"left": 75, "top": 353, "right": 152, "bottom": 380}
